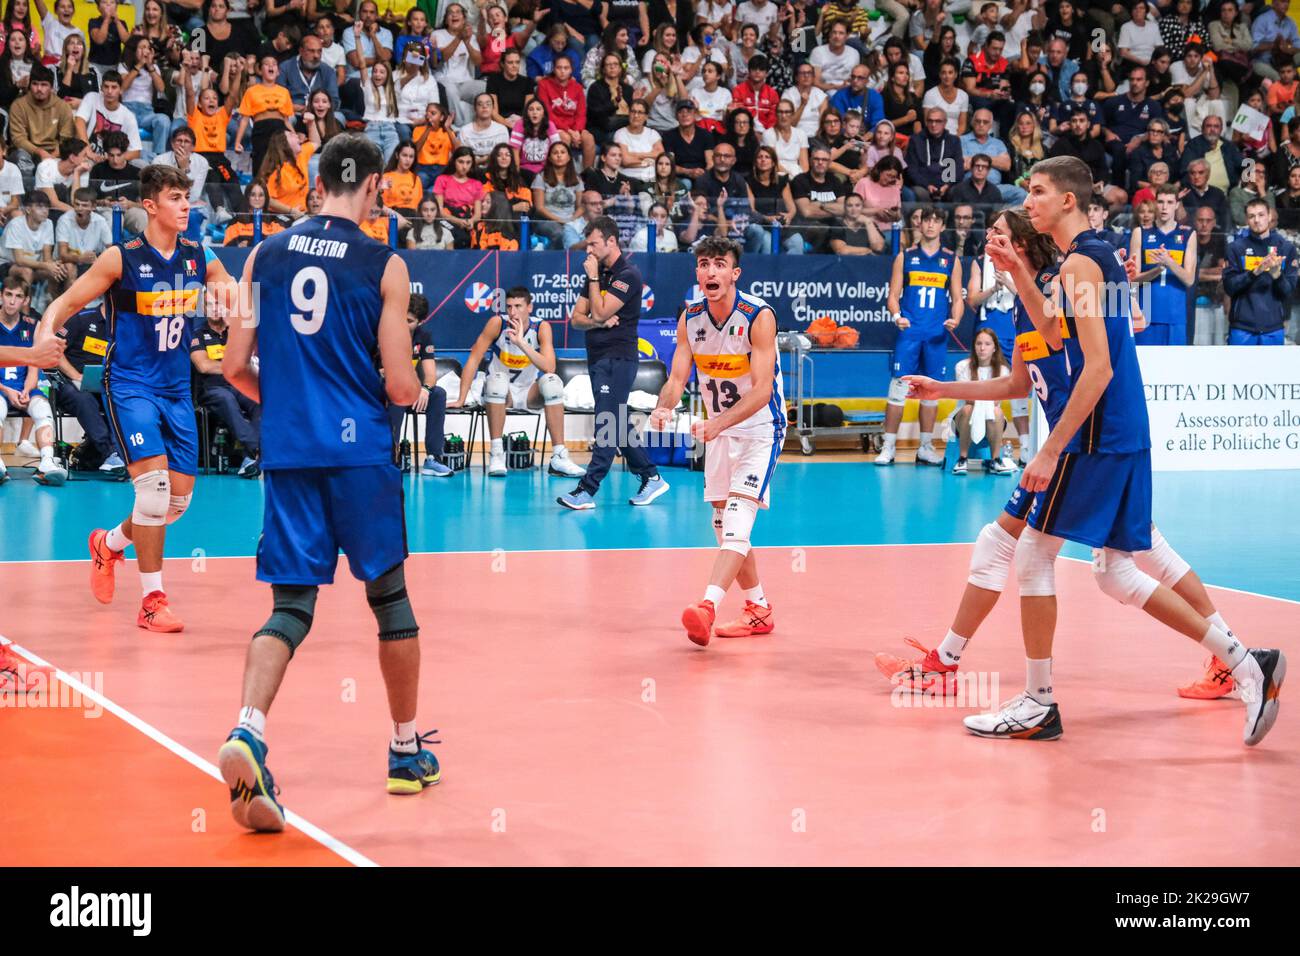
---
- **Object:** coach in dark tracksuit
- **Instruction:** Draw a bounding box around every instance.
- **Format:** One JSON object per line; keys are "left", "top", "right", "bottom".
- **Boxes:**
{"left": 190, "top": 315, "right": 262, "bottom": 477}
{"left": 557, "top": 215, "right": 670, "bottom": 511}
{"left": 1222, "top": 199, "right": 1299, "bottom": 346}
{"left": 54, "top": 307, "right": 120, "bottom": 468}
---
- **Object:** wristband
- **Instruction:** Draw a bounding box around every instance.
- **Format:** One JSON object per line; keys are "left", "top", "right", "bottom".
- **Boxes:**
{"left": 891, "top": 312, "right": 902, "bottom": 323}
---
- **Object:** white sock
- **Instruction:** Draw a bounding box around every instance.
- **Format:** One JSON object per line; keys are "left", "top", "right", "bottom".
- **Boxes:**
{"left": 1207, "top": 611, "right": 1235, "bottom": 640}
{"left": 40, "top": 445, "right": 54, "bottom": 463}
{"left": 491, "top": 437, "right": 503, "bottom": 452}
{"left": 937, "top": 629, "right": 968, "bottom": 666}
{"left": 882, "top": 433, "right": 897, "bottom": 452}
{"left": 552, "top": 444, "right": 567, "bottom": 456}
{"left": 238, "top": 705, "right": 266, "bottom": 741}
{"left": 704, "top": 584, "right": 726, "bottom": 606}
{"left": 1026, "top": 657, "right": 1054, "bottom": 704}
{"left": 919, "top": 431, "right": 933, "bottom": 449}
{"left": 743, "top": 584, "right": 768, "bottom": 608}
{"left": 140, "top": 570, "right": 163, "bottom": 597}
{"left": 105, "top": 523, "right": 130, "bottom": 553}
{"left": 1202, "top": 623, "right": 1247, "bottom": 669}
{"left": 391, "top": 719, "right": 419, "bottom": 754}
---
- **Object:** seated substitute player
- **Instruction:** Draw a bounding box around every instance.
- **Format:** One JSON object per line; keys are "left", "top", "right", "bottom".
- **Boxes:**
{"left": 190, "top": 303, "right": 262, "bottom": 478}
{"left": 928, "top": 159, "right": 1283, "bottom": 745}
{"left": 0, "top": 275, "right": 68, "bottom": 485}
{"left": 877, "top": 206, "right": 963, "bottom": 467}
{"left": 217, "top": 133, "right": 440, "bottom": 834}
{"left": 649, "top": 236, "right": 786, "bottom": 646}
{"left": 52, "top": 306, "right": 126, "bottom": 472}
{"left": 878, "top": 207, "right": 1252, "bottom": 704}
{"left": 36, "top": 165, "right": 237, "bottom": 632}
{"left": 390, "top": 292, "right": 452, "bottom": 478}
{"left": 449, "top": 286, "right": 586, "bottom": 478}
{"left": 1130, "top": 183, "right": 1196, "bottom": 346}
{"left": 0, "top": 330, "right": 62, "bottom": 690}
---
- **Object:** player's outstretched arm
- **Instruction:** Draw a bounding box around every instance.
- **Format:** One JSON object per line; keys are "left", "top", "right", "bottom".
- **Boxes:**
{"left": 1022, "top": 253, "right": 1112, "bottom": 492}
{"left": 224, "top": 246, "right": 261, "bottom": 402}
{"left": 35, "top": 246, "right": 122, "bottom": 344}
{"left": 378, "top": 255, "right": 421, "bottom": 407}
{"left": 649, "top": 313, "right": 694, "bottom": 429}
{"left": 0, "top": 340, "right": 64, "bottom": 368}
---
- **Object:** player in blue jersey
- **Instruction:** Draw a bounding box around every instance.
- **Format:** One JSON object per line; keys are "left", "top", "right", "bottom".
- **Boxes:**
{"left": 1129, "top": 184, "right": 1196, "bottom": 346}
{"left": 878, "top": 206, "right": 963, "bottom": 466}
{"left": 215, "top": 133, "right": 438, "bottom": 833}
{"left": 880, "top": 208, "right": 1252, "bottom": 708}
{"left": 37, "top": 165, "right": 236, "bottom": 633}
{"left": 930, "top": 158, "right": 1284, "bottom": 745}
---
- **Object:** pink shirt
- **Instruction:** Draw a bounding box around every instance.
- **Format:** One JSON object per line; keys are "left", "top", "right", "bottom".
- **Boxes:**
{"left": 855, "top": 176, "right": 902, "bottom": 226}
{"left": 433, "top": 174, "right": 484, "bottom": 212}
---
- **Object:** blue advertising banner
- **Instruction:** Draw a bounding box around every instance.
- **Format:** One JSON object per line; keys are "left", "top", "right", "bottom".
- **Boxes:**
{"left": 212, "top": 248, "right": 978, "bottom": 353}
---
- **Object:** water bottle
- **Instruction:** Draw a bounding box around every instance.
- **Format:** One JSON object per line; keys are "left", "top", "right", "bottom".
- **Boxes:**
{"left": 215, "top": 430, "right": 228, "bottom": 473}
{"left": 399, "top": 438, "right": 412, "bottom": 471}
{"left": 1001, "top": 439, "right": 1013, "bottom": 463}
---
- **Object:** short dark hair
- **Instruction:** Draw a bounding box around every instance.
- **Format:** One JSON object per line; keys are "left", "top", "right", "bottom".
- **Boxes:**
{"left": 505, "top": 286, "right": 532, "bottom": 303}
{"left": 1030, "top": 155, "right": 1094, "bottom": 209}
{"left": 101, "top": 131, "right": 130, "bottom": 154}
{"left": 170, "top": 125, "right": 196, "bottom": 145}
{"left": 58, "top": 137, "right": 86, "bottom": 160}
{"left": 318, "top": 132, "right": 384, "bottom": 196}
{"left": 970, "top": 152, "right": 992, "bottom": 168}
{"left": 918, "top": 205, "right": 945, "bottom": 223}
{"left": 3, "top": 274, "right": 30, "bottom": 295}
{"left": 747, "top": 54, "right": 769, "bottom": 72}
{"left": 694, "top": 235, "right": 742, "bottom": 265}
{"left": 140, "top": 164, "right": 193, "bottom": 202}
{"left": 986, "top": 30, "right": 1005, "bottom": 45}
{"left": 408, "top": 293, "right": 429, "bottom": 318}
{"left": 100, "top": 70, "right": 122, "bottom": 86}
{"left": 23, "top": 191, "right": 51, "bottom": 208}
{"left": 29, "top": 64, "right": 54, "bottom": 85}
{"left": 1245, "top": 196, "right": 1272, "bottom": 214}
{"left": 584, "top": 215, "right": 620, "bottom": 244}
{"left": 73, "top": 187, "right": 97, "bottom": 204}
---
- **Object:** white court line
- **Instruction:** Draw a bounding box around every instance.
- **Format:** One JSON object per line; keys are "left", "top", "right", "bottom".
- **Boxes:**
{"left": 0, "top": 633, "right": 378, "bottom": 868}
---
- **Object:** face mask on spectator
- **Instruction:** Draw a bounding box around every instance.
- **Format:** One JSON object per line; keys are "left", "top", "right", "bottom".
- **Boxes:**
{"left": 1030, "top": 81, "right": 1046, "bottom": 96}
{"left": 1072, "top": 81, "right": 1088, "bottom": 95}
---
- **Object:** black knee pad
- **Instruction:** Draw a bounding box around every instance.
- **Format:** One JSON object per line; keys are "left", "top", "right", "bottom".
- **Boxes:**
{"left": 366, "top": 563, "right": 419, "bottom": 642}
{"left": 254, "top": 585, "right": 319, "bottom": 658}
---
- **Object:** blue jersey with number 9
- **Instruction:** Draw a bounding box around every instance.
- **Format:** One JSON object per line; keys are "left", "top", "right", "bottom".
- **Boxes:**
{"left": 252, "top": 215, "right": 395, "bottom": 470}
{"left": 106, "top": 236, "right": 205, "bottom": 397}
{"left": 1013, "top": 263, "right": 1073, "bottom": 430}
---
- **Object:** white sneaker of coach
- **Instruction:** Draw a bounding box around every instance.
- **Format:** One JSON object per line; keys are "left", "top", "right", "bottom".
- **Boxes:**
{"left": 488, "top": 448, "right": 508, "bottom": 476}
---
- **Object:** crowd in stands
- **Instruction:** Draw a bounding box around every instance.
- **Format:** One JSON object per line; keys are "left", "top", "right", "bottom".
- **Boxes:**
{"left": 1, "top": 0, "right": 1300, "bottom": 339}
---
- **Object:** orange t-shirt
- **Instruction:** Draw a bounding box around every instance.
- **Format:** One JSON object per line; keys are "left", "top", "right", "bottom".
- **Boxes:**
{"left": 1268, "top": 81, "right": 1298, "bottom": 114}
{"left": 238, "top": 83, "right": 293, "bottom": 119}
{"left": 361, "top": 216, "right": 391, "bottom": 242}
{"left": 268, "top": 142, "right": 316, "bottom": 212}
{"left": 382, "top": 169, "right": 423, "bottom": 211}
{"left": 223, "top": 218, "right": 286, "bottom": 246}
{"left": 189, "top": 106, "right": 231, "bottom": 153}
{"left": 412, "top": 125, "right": 452, "bottom": 166}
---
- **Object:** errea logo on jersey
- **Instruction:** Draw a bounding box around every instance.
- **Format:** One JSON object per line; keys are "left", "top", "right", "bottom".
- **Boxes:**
{"left": 138, "top": 264, "right": 153, "bottom": 277}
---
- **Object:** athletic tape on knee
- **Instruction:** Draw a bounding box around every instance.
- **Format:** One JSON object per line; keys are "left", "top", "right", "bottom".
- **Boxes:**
{"left": 887, "top": 377, "right": 908, "bottom": 406}
{"left": 711, "top": 508, "right": 724, "bottom": 546}
{"left": 131, "top": 469, "right": 171, "bottom": 527}
{"left": 1015, "top": 528, "right": 1063, "bottom": 597}
{"left": 1010, "top": 397, "right": 1030, "bottom": 418}
{"left": 483, "top": 371, "right": 509, "bottom": 404}
{"left": 1133, "top": 525, "right": 1191, "bottom": 589}
{"left": 255, "top": 584, "right": 319, "bottom": 657}
{"left": 366, "top": 563, "right": 419, "bottom": 641}
{"left": 166, "top": 493, "right": 192, "bottom": 525}
{"left": 968, "top": 521, "right": 1018, "bottom": 592}
{"left": 538, "top": 372, "right": 564, "bottom": 406}
{"left": 719, "top": 496, "right": 759, "bottom": 556}
{"left": 1093, "top": 548, "right": 1160, "bottom": 608}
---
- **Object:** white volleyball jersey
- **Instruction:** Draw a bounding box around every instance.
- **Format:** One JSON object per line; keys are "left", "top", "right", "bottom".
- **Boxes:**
{"left": 487, "top": 317, "right": 542, "bottom": 387}
{"left": 980, "top": 253, "right": 1016, "bottom": 315}
{"left": 684, "top": 290, "right": 786, "bottom": 440}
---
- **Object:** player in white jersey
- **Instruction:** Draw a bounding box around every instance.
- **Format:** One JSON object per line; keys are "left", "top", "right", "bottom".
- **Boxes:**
{"left": 649, "top": 236, "right": 786, "bottom": 646}
{"left": 450, "top": 286, "right": 585, "bottom": 478}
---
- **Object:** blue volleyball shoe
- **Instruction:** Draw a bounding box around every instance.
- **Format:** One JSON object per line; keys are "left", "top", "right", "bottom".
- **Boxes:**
{"left": 388, "top": 730, "right": 442, "bottom": 795}
{"left": 218, "top": 728, "right": 286, "bottom": 832}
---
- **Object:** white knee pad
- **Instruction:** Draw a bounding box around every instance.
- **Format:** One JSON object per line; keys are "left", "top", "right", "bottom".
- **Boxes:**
{"left": 711, "top": 507, "right": 724, "bottom": 546}
{"left": 26, "top": 393, "right": 53, "bottom": 433}
{"left": 919, "top": 399, "right": 938, "bottom": 409}
{"left": 483, "top": 371, "right": 509, "bottom": 405}
{"left": 968, "top": 521, "right": 1019, "bottom": 592}
{"left": 719, "top": 495, "right": 759, "bottom": 556}
{"left": 1093, "top": 548, "right": 1160, "bottom": 608}
{"left": 166, "top": 493, "right": 192, "bottom": 525}
{"left": 538, "top": 372, "right": 564, "bottom": 407}
{"left": 1133, "top": 524, "right": 1190, "bottom": 589}
{"left": 887, "top": 377, "right": 909, "bottom": 406}
{"left": 1015, "top": 527, "right": 1063, "bottom": 597}
{"left": 132, "top": 469, "right": 171, "bottom": 527}
{"left": 1010, "top": 397, "right": 1030, "bottom": 418}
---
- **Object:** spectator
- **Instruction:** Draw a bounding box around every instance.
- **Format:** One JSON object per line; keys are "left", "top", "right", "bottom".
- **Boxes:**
{"left": 312, "top": 13, "right": 347, "bottom": 89}
{"left": 746, "top": 143, "right": 801, "bottom": 254}
{"left": 943, "top": 203, "right": 984, "bottom": 259}
{"left": 550, "top": 0, "right": 601, "bottom": 52}
{"left": 433, "top": 145, "right": 483, "bottom": 248}
{"left": 33, "top": 135, "right": 89, "bottom": 212}
{"left": 640, "top": 151, "right": 689, "bottom": 219}
{"left": 1118, "top": 1, "right": 1162, "bottom": 73}
{"left": 1128, "top": 118, "right": 1182, "bottom": 197}
{"left": 789, "top": 144, "right": 848, "bottom": 253}
{"left": 1192, "top": 204, "right": 1229, "bottom": 344}
{"left": 638, "top": 49, "right": 687, "bottom": 132}
{"left": 960, "top": 31, "right": 1014, "bottom": 135}
{"left": 949, "top": 152, "right": 1002, "bottom": 209}
{"left": 920, "top": 25, "right": 956, "bottom": 90}
{"left": 1268, "top": 61, "right": 1299, "bottom": 118}
{"left": 761, "top": 97, "right": 809, "bottom": 178}
{"left": 234, "top": 54, "right": 294, "bottom": 175}
{"left": 729, "top": 54, "right": 778, "bottom": 132}
{"left": 681, "top": 24, "right": 728, "bottom": 93}
{"left": 691, "top": 61, "right": 732, "bottom": 133}
{"left": 563, "top": 189, "right": 606, "bottom": 249}
{"left": 278, "top": 29, "right": 340, "bottom": 116}
{"left": 829, "top": 193, "right": 885, "bottom": 255}
{"left": 430, "top": 3, "right": 484, "bottom": 125}
{"left": 34, "top": 0, "right": 78, "bottom": 64}
{"left": 55, "top": 31, "right": 97, "bottom": 109}
{"left": 536, "top": 55, "right": 594, "bottom": 168}
{"left": 189, "top": 0, "right": 243, "bottom": 79}
{"left": 960, "top": 106, "right": 1024, "bottom": 201}
{"left": 689, "top": 139, "right": 754, "bottom": 249}
{"left": 1086, "top": 198, "right": 1127, "bottom": 251}
{"left": 0, "top": 26, "right": 37, "bottom": 113}
{"left": 1007, "top": 110, "right": 1045, "bottom": 189}
{"left": 723, "top": 107, "right": 760, "bottom": 177}
{"left": 526, "top": 23, "right": 581, "bottom": 81}
{"left": 1228, "top": 161, "right": 1276, "bottom": 228}
{"left": 782, "top": 61, "right": 827, "bottom": 138}
{"left": 168, "top": 46, "right": 205, "bottom": 138}
{"left": 222, "top": 179, "right": 288, "bottom": 246}
{"left": 259, "top": 127, "right": 314, "bottom": 219}
{"left": 87, "top": 0, "right": 129, "bottom": 80}
{"left": 531, "top": 139, "right": 581, "bottom": 249}
{"left": 411, "top": 101, "right": 455, "bottom": 188}
{"left": 1131, "top": 160, "right": 1170, "bottom": 208}
{"left": 189, "top": 304, "right": 261, "bottom": 477}
{"left": 478, "top": 1, "right": 538, "bottom": 77}
{"left": 478, "top": 141, "right": 532, "bottom": 247}
{"left": 585, "top": 50, "right": 633, "bottom": 147}
{"left": 923, "top": 57, "right": 969, "bottom": 135}
{"left": 1208, "top": 1, "right": 1253, "bottom": 90}
{"left": 909, "top": 0, "right": 950, "bottom": 55}
{"left": 340, "top": 0, "right": 393, "bottom": 118}
{"left": 1101, "top": 65, "right": 1164, "bottom": 185}
{"left": 813, "top": 108, "right": 866, "bottom": 185}
{"left": 905, "top": 107, "right": 962, "bottom": 202}
{"left": 1222, "top": 197, "right": 1298, "bottom": 344}
{"left": 9, "top": 63, "right": 76, "bottom": 179}
{"left": 393, "top": 7, "right": 433, "bottom": 63}
{"left": 1276, "top": 164, "right": 1300, "bottom": 232}
{"left": 299, "top": 88, "right": 344, "bottom": 186}
{"left": 381, "top": 141, "right": 423, "bottom": 224}
{"left": 583, "top": 141, "right": 633, "bottom": 200}
{"left": 1251, "top": 0, "right": 1300, "bottom": 84}
{"left": 52, "top": 302, "right": 122, "bottom": 470}
{"left": 582, "top": 23, "right": 639, "bottom": 87}
{"left": 53, "top": 185, "right": 108, "bottom": 284}
{"left": 612, "top": 100, "right": 663, "bottom": 183}
{"left": 735, "top": 0, "right": 780, "bottom": 38}
{"left": 1169, "top": 43, "right": 1220, "bottom": 133}
{"left": 855, "top": 154, "right": 903, "bottom": 229}
{"left": 811, "top": 20, "right": 860, "bottom": 92}
{"left": 605, "top": 0, "right": 650, "bottom": 50}
{"left": 948, "top": 328, "right": 1015, "bottom": 476}
{"left": 879, "top": 61, "right": 920, "bottom": 135}
{"left": 0, "top": 141, "right": 22, "bottom": 223}
{"left": 510, "top": 98, "right": 558, "bottom": 178}
{"left": 85, "top": 130, "right": 143, "bottom": 230}
{"left": 118, "top": 35, "right": 169, "bottom": 162}
{"left": 458, "top": 90, "right": 510, "bottom": 167}
{"left": 407, "top": 196, "right": 454, "bottom": 250}
{"left": 661, "top": 99, "right": 715, "bottom": 185}
{"left": 1181, "top": 115, "right": 1240, "bottom": 193}
{"left": 630, "top": 200, "right": 681, "bottom": 253}
{"left": 1, "top": 192, "right": 69, "bottom": 298}
{"left": 154, "top": 125, "right": 211, "bottom": 233}
{"left": 639, "top": 21, "right": 682, "bottom": 79}
{"left": 486, "top": 47, "right": 532, "bottom": 130}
